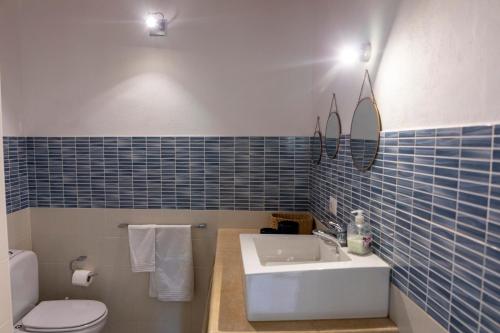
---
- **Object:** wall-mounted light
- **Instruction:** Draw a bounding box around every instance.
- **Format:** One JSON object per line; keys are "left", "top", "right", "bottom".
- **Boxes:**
{"left": 145, "top": 12, "right": 166, "bottom": 37}
{"left": 338, "top": 42, "right": 371, "bottom": 65}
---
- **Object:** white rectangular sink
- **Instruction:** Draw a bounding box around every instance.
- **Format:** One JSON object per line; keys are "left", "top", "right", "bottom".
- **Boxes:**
{"left": 240, "top": 234, "right": 390, "bottom": 321}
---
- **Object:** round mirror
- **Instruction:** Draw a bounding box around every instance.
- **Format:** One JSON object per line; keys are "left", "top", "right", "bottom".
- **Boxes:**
{"left": 350, "top": 97, "right": 381, "bottom": 171}
{"left": 325, "top": 112, "right": 341, "bottom": 159}
{"left": 311, "top": 130, "right": 323, "bottom": 165}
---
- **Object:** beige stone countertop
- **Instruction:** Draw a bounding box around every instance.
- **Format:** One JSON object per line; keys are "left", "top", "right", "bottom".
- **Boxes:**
{"left": 207, "top": 228, "right": 398, "bottom": 333}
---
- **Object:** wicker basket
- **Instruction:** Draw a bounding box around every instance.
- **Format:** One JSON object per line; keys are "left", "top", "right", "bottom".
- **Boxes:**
{"left": 270, "top": 213, "right": 314, "bottom": 235}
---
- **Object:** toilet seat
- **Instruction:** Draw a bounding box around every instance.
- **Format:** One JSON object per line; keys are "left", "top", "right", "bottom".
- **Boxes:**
{"left": 21, "top": 300, "right": 107, "bottom": 332}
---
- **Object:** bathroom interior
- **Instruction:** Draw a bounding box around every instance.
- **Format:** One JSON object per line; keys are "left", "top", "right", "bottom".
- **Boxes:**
{"left": 0, "top": 0, "right": 499, "bottom": 333}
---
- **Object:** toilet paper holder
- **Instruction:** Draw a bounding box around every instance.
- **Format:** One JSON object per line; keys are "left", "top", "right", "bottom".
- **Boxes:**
{"left": 70, "top": 256, "right": 98, "bottom": 277}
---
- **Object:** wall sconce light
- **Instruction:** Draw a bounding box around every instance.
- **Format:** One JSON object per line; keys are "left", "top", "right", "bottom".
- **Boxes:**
{"left": 338, "top": 42, "right": 371, "bottom": 64}
{"left": 145, "top": 12, "right": 166, "bottom": 36}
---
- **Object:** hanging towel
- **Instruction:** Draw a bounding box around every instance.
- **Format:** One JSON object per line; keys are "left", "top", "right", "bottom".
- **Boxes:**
{"left": 149, "top": 225, "right": 194, "bottom": 302}
{"left": 128, "top": 225, "right": 156, "bottom": 272}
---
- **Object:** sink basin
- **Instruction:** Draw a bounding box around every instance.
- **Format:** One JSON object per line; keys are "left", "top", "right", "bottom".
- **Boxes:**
{"left": 240, "top": 234, "right": 390, "bottom": 321}
{"left": 252, "top": 233, "right": 351, "bottom": 265}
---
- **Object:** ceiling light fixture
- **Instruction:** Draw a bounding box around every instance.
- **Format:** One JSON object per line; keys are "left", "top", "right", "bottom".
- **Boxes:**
{"left": 145, "top": 12, "right": 166, "bottom": 37}
{"left": 360, "top": 42, "right": 371, "bottom": 62}
{"left": 338, "top": 42, "right": 371, "bottom": 64}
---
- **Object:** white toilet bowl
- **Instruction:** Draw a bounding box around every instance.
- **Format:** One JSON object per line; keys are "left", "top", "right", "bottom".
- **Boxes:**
{"left": 13, "top": 300, "right": 107, "bottom": 333}
{"left": 9, "top": 251, "right": 108, "bottom": 333}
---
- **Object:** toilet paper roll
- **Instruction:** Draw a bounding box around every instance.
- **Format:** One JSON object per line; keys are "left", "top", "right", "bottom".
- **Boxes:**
{"left": 72, "top": 270, "right": 94, "bottom": 287}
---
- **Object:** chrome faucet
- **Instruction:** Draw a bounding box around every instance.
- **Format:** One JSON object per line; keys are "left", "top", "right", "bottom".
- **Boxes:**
{"left": 312, "top": 229, "right": 341, "bottom": 254}
{"left": 327, "top": 221, "right": 348, "bottom": 247}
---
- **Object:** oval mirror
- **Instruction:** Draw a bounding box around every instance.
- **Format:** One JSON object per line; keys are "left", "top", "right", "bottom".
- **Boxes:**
{"left": 325, "top": 94, "right": 341, "bottom": 158}
{"left": 325, "top": 113, "right": 341, "bottom": 158}
{"left": 350, "top": 97, "right": 381, "bottom": 171}
{"left": 311, "top": 117, "right": 323, "bottom": 164}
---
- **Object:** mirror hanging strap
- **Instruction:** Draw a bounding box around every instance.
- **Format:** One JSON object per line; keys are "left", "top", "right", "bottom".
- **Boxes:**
{"left": 314, "top": 116, "right": 321, "bottom": 135}
{"left": 357, "top": 69, "right": 376, "bottom": 104}
{"left": 328, "top": 93, "right": 338, "bottom": 115}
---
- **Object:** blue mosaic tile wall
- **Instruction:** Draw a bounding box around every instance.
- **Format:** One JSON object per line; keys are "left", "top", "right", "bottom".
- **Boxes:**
{"left": 310, "top": 125, "right": 500, "bottom": 333}
{"left": 3, "top": 137, "right": 29, "bottom": 214}
{"left": 3, "top": 136, "right": 309, "bottom": 212}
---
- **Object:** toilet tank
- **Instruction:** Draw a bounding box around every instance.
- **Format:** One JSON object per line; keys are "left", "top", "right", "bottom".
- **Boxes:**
{"left": 9, "top": 250, "right": 39, "bottom": 323}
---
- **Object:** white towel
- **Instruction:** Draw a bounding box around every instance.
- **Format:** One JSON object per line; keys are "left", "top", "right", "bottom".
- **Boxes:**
{"left": 149, "top": 225, "right": 194, "bottom": 302}
{"left": 128, "top": 225, "right": 156, "bottom": 272}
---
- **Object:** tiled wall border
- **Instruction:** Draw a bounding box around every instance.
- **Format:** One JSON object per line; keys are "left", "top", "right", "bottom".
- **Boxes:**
{"left": 4, "top": 136, "right": 309, "bottom": 212}
{"left": 310, "top": 125, "right": 499, "bottom": 333}
{"left": 3, "top": 137, "right": 29, "bottom": 214}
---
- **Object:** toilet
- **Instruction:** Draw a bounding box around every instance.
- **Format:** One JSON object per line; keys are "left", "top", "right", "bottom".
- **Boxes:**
{"left": 9, "top": 250, "right": 108, "bottom": 333}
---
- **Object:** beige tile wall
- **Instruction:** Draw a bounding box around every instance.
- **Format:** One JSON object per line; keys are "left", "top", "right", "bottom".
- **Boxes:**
{"left": 7, "top": 209, "right": 31, "bottom": 250}
{"left": 5, "top": 207, "right": 448, "bottom": 333}
{"left": 389, "top": 284, "right": 447, "bottom": 333}
{"left": 28, "top": 208, "right": 271, "bottom": 333}
{"left": 4, "top": 208, "right": 33, "bottom": 329}
{"left": 0, "top": 216, "right": 12, "bottom": 333}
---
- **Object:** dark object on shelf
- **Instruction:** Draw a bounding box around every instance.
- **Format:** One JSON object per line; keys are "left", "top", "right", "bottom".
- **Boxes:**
{"left": 260, "top": 228, "right": 278, "bottom": 234}
{"left": 277, "top": 220, "right": 299, "bottom": 234}
{"left": 270, "top": 213, "right": 314, "bottom": 234}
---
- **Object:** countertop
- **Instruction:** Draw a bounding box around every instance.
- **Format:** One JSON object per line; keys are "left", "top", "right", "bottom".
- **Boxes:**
{"left": 207, "top": 228, "right": 398, "bottom": 333}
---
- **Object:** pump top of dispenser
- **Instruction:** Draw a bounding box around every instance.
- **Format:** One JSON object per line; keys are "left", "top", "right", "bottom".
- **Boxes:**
{"left": 351, "top": 210, "right": 364, "bottom": 225}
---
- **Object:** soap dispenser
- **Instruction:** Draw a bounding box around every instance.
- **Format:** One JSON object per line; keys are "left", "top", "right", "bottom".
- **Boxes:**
{"left": 347, "top": 210, "right": 372, "bottom": 255}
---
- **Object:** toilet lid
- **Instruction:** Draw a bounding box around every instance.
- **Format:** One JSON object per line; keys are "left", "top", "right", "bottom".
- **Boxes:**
{"left": 22, "top": 300, "right": 107, "bottom": 331}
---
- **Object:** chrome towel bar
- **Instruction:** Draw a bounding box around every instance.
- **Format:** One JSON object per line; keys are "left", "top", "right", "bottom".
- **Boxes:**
{"left": 118, "top": 223, "right": 207, "bottom": 229}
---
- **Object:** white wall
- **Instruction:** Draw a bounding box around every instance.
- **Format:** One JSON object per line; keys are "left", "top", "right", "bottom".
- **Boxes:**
{"left": 375, "top": 0, "right": 500, "bottom": 131}
{"left": 4, "top": 0, "right": 500, "bottom": 136}
{"left": 312, "top": 0, "right": 500, "bottom": 133}
{"left": 311, "top": 0, "right": 400, "bottom": 134}
{"left": 0, "top": 73, "right": 14, "bottom": 333}
{"left": 1, "top": 0, "right": 404, "bottom": 137}
{"left": 3, "top": 0, "right": 320, "bottom": 136}
{"left": 0, "top": 0, "right": 24, "bottom": 136}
